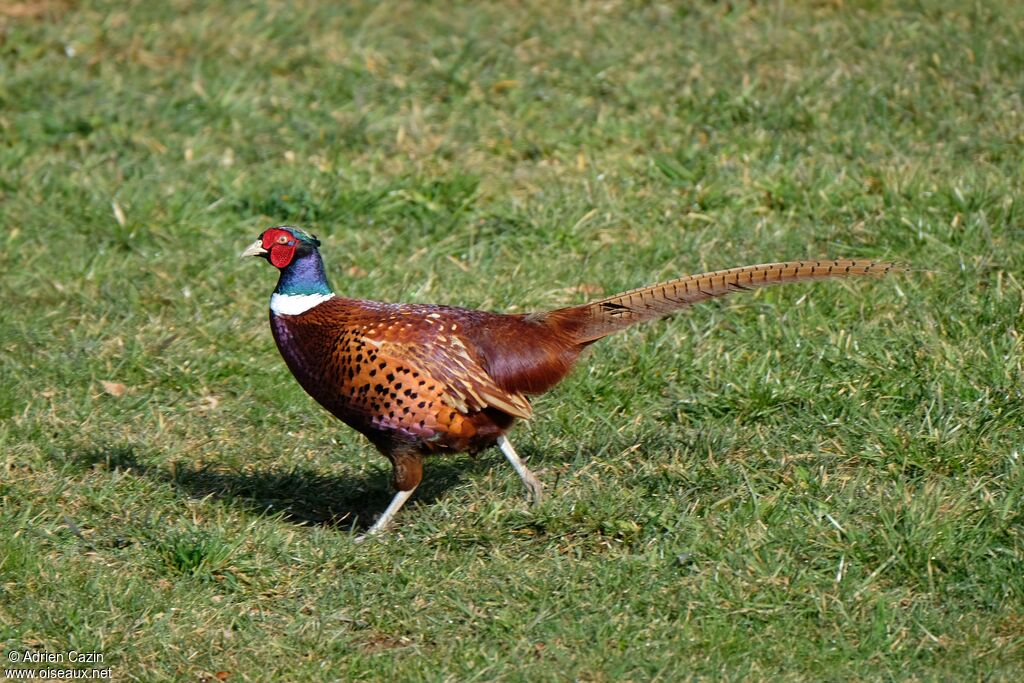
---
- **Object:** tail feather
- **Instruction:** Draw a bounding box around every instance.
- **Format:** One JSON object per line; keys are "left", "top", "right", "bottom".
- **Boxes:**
{"left": 545, "top": 259, "right": 897, "bottom": 344}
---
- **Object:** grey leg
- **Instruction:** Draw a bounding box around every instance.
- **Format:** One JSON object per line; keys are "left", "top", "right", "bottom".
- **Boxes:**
{"left": 355, "top": 487, "right": 417, "bottom": 542}
{"left": 497, "top": 435, "right": 543, "bottom": 505}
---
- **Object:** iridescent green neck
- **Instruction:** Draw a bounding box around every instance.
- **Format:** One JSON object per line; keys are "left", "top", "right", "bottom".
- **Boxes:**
{"left": 275, "top": 249, "right": 333, "bottom": 296}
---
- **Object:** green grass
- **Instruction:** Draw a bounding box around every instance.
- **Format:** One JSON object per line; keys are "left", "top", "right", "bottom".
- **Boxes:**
{"left": 2, "top": 0, "right": 1023, "bottom": 679}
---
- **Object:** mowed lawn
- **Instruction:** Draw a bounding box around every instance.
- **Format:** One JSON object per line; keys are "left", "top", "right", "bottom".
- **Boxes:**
{"left": 2, "top": 0, "right": 1023, "bottom": 680}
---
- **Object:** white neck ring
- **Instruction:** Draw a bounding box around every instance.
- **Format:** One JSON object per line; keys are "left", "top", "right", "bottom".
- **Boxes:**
{"left": 270, "top": 292, "right": 334, "bottom": 316}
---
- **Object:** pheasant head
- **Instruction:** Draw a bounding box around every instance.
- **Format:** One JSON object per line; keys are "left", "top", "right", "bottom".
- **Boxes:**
{"left": 242, "top": 226, "right": 335, "bottom": 315}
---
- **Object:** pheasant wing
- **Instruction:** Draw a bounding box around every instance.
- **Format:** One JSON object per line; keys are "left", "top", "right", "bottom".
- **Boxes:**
{"left": 369, "top": 334, "right": 533, "bottom": 420}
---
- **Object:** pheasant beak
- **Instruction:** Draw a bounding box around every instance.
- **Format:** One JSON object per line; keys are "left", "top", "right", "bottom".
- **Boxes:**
{"left": 240, "top": 240, "right": 268, "bottom": 259}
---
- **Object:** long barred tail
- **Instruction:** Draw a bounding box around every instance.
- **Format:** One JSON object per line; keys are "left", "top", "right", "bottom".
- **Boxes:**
{"left": 546, "top": 259, "right": 897, "bottom": 344}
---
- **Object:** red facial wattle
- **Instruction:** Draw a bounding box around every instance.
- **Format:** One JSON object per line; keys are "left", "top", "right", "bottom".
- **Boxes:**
{"left": 261, "top": 229, "right": 298, "bottom": 268}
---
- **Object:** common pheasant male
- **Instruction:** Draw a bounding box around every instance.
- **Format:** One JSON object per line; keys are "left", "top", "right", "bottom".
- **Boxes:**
{"left": 242, "top": 226, "right": 895, "bottom": 536}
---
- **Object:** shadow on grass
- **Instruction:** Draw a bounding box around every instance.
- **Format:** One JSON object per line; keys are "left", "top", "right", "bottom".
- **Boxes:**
{"left": 64, "top": 445, "right": 491, "bottom": 531}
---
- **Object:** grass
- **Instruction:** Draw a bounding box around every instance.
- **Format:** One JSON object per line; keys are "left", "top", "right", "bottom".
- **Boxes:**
{"left": 2, "top": 0, "right": 1023, "bottom": 679}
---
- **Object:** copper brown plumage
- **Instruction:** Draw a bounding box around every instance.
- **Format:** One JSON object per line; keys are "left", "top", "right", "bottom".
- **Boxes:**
{"left": 243, "top": 226, "right": 897, "bottom": 536}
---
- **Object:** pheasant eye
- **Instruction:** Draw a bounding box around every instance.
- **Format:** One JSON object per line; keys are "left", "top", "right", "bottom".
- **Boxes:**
{"left": 277, "top": 235, "right": 289, "bottom": 244}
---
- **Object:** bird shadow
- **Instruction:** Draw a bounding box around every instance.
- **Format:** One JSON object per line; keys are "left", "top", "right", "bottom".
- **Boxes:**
{"left": 64, "top": 444, "right": 492, "bottom": 531}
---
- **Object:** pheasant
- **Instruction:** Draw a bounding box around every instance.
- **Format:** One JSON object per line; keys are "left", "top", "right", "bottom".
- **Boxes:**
{"left": 242, "top": 226, "right": 895, "bottom": 536}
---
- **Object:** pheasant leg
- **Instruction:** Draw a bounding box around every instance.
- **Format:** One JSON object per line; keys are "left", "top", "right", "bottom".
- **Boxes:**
{"left": 356, "top": 487, "right": 417, "bottom": 541}
{"left": 497, "top": 435, "right": 543, "bottom": 505}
